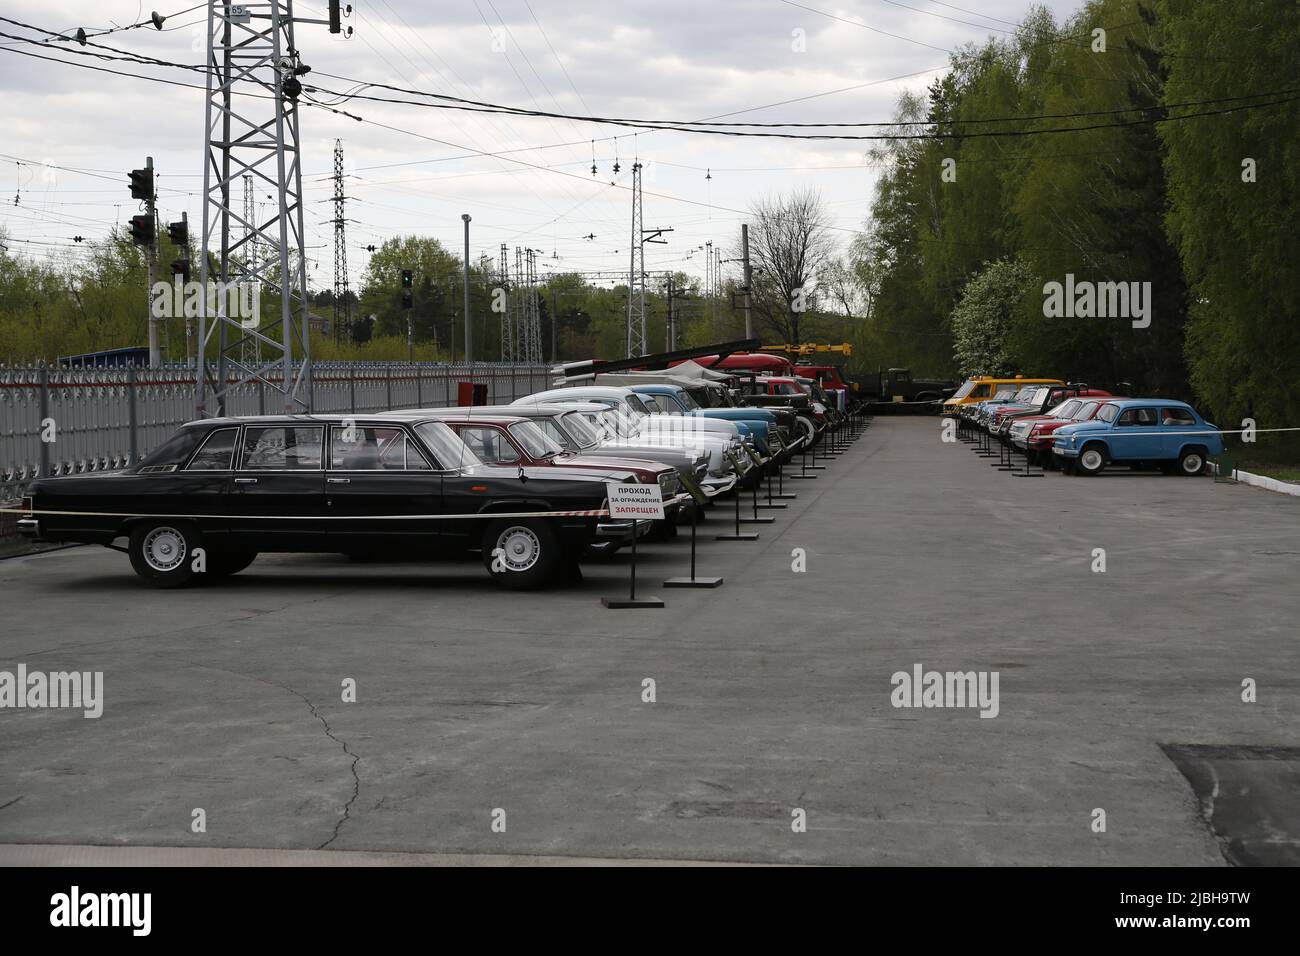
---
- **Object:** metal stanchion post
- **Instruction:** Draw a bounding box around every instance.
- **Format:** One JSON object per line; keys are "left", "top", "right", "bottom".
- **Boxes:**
{"left": 664, "top": 503, "right": 722, "bottom": 587}
{"left": 602, "top": 520, "right": 665, "bottom": 608}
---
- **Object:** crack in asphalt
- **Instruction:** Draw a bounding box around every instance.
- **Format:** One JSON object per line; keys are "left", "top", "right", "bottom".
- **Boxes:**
{"left": 0, "top": 796, "right": 24, "bottom": 812}
{"left": 194, "top": 664, "right": 361, "bottom": 851}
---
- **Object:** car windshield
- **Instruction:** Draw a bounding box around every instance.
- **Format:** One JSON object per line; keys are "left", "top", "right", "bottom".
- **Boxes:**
{"left": 623, "top": 393, "right": 652, "bottom": 416}
{"left": 560, "top": 412, "right": 600, "bottom": 448}
{"left": 1029, "top": 387, "right": 1052, "bottom": 404}
{"left": 509, "top": 420, "right": 563, "bottom": 458}
{"left": 1049, "top": 400, "right": 1080, "bottom": 418}
{"left": 952, "top": 380, "right": 978, "bottom": 399}
{"left": 994, "top": 388, "right": 1017, "bottom": 400}
{"left": 1097, "top": 404, "right": 1120, "bottom": 423}
{"left": 1015, "top": 387, "right": 1038, "bottom": 401}
{"left": 1073, "top": 402, "right": 1099, "bottom": 420}
{"left": 676, "top": 389, "right": 700, "bottom": 410}
{"left": 597, "top": 409, "right": 640, "bottom": 439}
{"left": 413, "top": 420, "right": 481, "bottom": 469}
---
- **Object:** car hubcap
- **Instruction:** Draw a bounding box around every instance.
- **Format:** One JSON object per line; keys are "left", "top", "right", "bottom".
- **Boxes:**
{"left": 143, "top": 526, "right": 186, "bottom": 572}
{"left": 1185, "top": 454, "right": 1202, "bottom": 473}
{"left": 1082, "top": 450, "right": 1103, "bottom": 471}
{"left": 496, "top": 527, "right": 540, "bottom": 572}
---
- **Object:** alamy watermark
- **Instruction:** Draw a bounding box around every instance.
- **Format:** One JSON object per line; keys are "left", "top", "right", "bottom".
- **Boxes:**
{"left": 1043, "top": 274, "right": 1151, "bottom": 329}
{"left": 0, "top": 664, "right": 103, "bottom": 718}
{"left": 891, "top": 664, "right": 999, "bottom": 718}
{"left": 151, "top": 278, "right": 261, "bottom": 328}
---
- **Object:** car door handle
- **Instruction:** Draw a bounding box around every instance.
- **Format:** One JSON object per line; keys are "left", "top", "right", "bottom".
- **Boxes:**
{"left": 234, "top": 477, "right": 258, "bottom": 484}
{"left": 327, "top": 477, "right": 350, "bottom": 484}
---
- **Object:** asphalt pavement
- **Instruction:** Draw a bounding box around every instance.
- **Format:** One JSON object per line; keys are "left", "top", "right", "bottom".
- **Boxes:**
{"left": 1, "top": 417, "right": 1297, "bottom": 865}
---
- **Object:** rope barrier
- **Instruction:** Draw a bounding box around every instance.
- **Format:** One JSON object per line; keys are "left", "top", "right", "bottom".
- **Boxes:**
{"left": 0, "top": 507, "right": 610, "bottom": 521}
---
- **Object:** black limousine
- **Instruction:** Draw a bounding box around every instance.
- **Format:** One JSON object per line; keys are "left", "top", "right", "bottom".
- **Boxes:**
{"left": 18, "top": 414, "right": 639, "bottom": 589}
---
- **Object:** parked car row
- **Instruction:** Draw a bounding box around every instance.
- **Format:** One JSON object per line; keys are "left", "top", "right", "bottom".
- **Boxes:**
{"left": 17, "top": 371, "right": 862, "bottom": 590}
{"left": 947, "top": 378, "right": 1224, "bottom": 476}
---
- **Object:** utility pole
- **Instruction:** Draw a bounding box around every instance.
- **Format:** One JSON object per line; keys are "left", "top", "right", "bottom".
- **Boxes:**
{"left": 331, "top": 139, "right": 350, "bottom": 345}
{"left": 740, "top": 223, "right": 753, "bottom": 340}
{"left": 144, "top": 158, "right": 158, "bottom": 365}
{"left": 461, "top": 214, "right": 473, "bottom": 364}
{"left": 550, "top": 286, "right": 557, "bottom": 363}
{"left": 665, "top": 274, "right": 673, "bottom": 351}
{"left": 128, "top": 159, "right": 159, "bottom": 363}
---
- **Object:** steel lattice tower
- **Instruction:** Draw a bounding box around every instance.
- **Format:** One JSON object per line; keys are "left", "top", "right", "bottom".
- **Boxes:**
{"left": 331, "top": 139, "right": 350, "bottom": 344}
{"left": 626, "top": 162, "right": 646, "bottom": 357}
{"left": 521, "top": 249, "right": 540, "bottom": 364}
{"left": 241, "top": 175, "right": 260, "bottom": 367}
{"left": 196, "top": 0, "right": 312, "bottom": 416}
{"left": 499, "top": 242, "right": 514, "bottom": 362}
{"left": 514, "top": 246, "right": 526, "bottom": 363}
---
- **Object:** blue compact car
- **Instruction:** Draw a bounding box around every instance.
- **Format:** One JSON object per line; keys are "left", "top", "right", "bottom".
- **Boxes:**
{"left": 1052, "top": 399, "right": 1223, "bottom": 476}
{"left": 629, "top": 384, "right": 774, "bottom": 454}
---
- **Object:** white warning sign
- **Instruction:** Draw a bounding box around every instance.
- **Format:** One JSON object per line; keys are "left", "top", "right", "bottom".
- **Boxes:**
{"left": 605, "top": 481, "right": 665, "bottom": 520}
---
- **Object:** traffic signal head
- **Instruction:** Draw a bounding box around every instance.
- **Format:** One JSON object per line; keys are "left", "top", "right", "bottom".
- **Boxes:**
{"left": 401, "top": 292, "right": 413, "bottom": 309}
{"left": 170, "top": 259, "right": 190, "bottom": 282}
{"left": 167, "top": 220, "right": 188, "bottom": 246}
{"left": 401, "top": 268, "right": 413, "bottom": 288}
{"left": 129, "top": 214, "right": 154, "bottom": 246}
{"left": 128, "top": 168, "right": 153, "bottom": 201}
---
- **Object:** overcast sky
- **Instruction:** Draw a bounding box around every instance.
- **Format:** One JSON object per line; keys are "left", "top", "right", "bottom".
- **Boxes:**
{"left": 0, "top": 0, "right": 1080, "bottom": 290}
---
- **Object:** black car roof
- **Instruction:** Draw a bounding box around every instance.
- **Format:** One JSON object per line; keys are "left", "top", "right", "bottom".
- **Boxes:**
{"left": 181, "top": 412, "right": 450, "bottom": 428}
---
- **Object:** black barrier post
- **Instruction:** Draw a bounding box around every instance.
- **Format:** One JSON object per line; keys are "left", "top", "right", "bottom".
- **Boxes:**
{"left": 602, "top": 519, "right": 665, "bottom": 608}
{"left": 757, "top": 464, "right": 788, "bottom": 509}
{"left": 773, "top": 460, "right": 797, "bottom": 499}
{"left": 716, "top": 481, "right": 759, "bottom": 541}
{"left": 788, "top": 442, "right": 817, "bottom": 480}
{"left": 807, "top": 432, "right": 827, "bottom": 470}
{"left": 664, "top": 503, "right": 723, "bottom": 588}
{"left": 1013, "top": 447, "right": 1044, "bottom": 478}
{"left": 992, "top": 434, "right": 1015, "bottom": 470}
{"left": 741, "top": 471, "right": 776, "bottom": 524}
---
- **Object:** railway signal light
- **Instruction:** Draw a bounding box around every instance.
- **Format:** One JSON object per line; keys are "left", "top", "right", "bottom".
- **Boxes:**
{"left": 128, "top": 167, "right": 153, "bottom": 200}
{"left": 329, "top": 2, "right": 353, "bottom": 35}
{"left": 129, "top": 214, "right": 154, "bottom": 246}
{"left": 401, "top": 268, "right": 413, "bottom": 288}
{"left": 171, "top": 258, "right": 190, "bottom": 282}
{"left": 167, "top": 220, "right": 187, "bottom": 246}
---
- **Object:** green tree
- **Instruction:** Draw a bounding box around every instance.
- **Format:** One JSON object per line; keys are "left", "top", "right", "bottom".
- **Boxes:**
{"left": 951, "top": 258, "right": 1034, "bottom": 375}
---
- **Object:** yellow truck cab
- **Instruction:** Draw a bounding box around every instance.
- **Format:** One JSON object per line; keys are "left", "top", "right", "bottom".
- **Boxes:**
{"left": 942, "top": 376, "right": 1065, "bottom": 414}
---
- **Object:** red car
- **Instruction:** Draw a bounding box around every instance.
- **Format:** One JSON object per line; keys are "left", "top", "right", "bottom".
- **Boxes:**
{"left": 1009, "top": 398, "right": 1125, "bottom": 465}
{"left": 418, "top": 411, "right": 689, "bottom": 552}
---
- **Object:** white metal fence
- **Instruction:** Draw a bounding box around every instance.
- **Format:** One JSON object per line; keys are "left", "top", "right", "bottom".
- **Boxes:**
{"left": 0, "top": 363, "right": 551, "bottom": 500}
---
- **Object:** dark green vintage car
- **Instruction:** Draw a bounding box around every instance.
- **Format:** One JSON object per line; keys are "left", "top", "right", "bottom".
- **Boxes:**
{"left": 18, "top": 414, "right": 632, "bottom": 590}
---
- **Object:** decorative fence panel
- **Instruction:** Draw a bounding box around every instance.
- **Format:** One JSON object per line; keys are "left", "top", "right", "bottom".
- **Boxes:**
{"left": 0, "top": 363, "right": 550, "bottom": 501}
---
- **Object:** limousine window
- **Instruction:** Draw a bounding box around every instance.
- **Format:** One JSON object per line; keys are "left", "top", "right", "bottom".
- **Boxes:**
{"left": 240, "top": 425, "right": 323, "bottom": 470}
{"left": 136, "top": 428, "right": 203, "bottom": 472}
{"left": 329, "top": 426, "right": 430, "bottom": 471}
{"left": 186, "top": 427, "right": 239, "bottom": 471}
